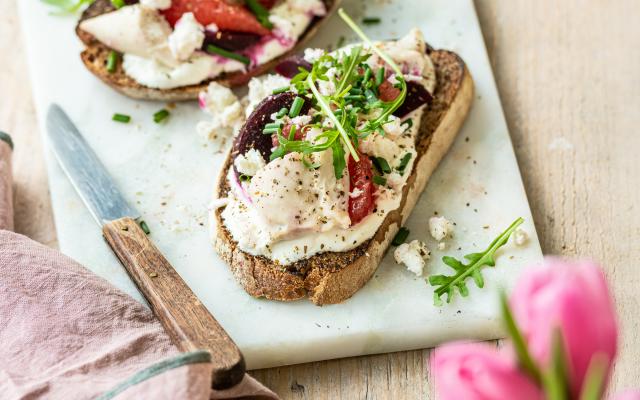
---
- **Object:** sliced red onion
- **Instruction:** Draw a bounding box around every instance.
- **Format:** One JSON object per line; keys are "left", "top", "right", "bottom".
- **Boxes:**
{"left": 274, "top": 55, "right": 312, "bottom": 78}
{"left": 393, "top": 81, "right": 433, "bottom": 118}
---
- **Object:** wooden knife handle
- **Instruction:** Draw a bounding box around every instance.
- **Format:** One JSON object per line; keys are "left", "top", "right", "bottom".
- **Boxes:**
{"left": 103, "top": 217, "right": 245, "bottom": 389}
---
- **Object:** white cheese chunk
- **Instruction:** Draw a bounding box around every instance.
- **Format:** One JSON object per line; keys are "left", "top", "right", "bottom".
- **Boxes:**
{"left": 139, "top": 0, "right": 171, "bottom": 10}
{"left": 196, "top": 82, "right": 245, "bottom": 150}
{"left": 394, "top": 240, "right": 430, "bottom": 276}
{"left": 234, "top": 149, "right": 267, "bottom": 177}
{"left": 168, "top": 12, "right": 205, "bottom": 61}
{"left": 513, "top": 228, "right": 529, "bottom": 246}
{"left": 246, "top": 75, "right": 292, "bottom": 116}
{"left": 429, "top": 216, "right": 454, "bottom": 241}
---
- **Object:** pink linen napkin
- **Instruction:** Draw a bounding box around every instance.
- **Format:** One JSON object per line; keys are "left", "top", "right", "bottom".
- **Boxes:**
{"left": 0, "top": 135, "right": 278, "bottom": 400}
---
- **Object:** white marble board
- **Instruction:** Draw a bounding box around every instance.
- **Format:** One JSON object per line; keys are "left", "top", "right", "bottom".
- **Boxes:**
{"left": 18, "top": 0, "right": 543, "bottom": 369}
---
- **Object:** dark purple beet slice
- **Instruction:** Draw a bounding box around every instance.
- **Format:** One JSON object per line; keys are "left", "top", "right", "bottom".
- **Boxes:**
{"left": 393, "top": 81, "right": 433, "bottom": 118}
{"left": 274, "top": 55, "right": 312, "bottom": 78}
{"left": 203, "top": 30, "right": 261, "bottom": 52}
{"left": 232, "top": 92, "right": 310, "bottom": 176}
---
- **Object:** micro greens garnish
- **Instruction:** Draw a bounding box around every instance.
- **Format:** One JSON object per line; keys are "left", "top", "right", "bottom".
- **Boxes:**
{"left": 371, "top": 156, "right": 391, "bottom": 174}
{"left": 112, "top": 113, "right": 130, "bottom": 123}
{"left": 110, "top": 0, "right": 124, "bottom": 9}
{"left": 429, "top": 217, "right": 524, "bottom": 306}
{"left": 267, "top": 9, "right": 408, "bottom": 179}
{"left": 392, "top": 227, "right": 410, "bottom": 246}
{"left": 153, "top": 109, "right": 170, "bottom": 123}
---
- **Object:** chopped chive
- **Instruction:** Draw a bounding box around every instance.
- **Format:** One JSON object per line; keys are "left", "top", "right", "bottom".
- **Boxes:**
{"left": 264, "top": 122, "right": 283, "bottom": 129}
{"left": 272, "top": 86, "right": 289, "bottom": 95}
{"left": 349, "top": 88, "right": 363, "bottom": 95}
{"left": 365, "top": 89, "right": 378, "bottom": 103}
{"left": 373, "top": 175, "right": 387, "bottom": 186}
{"left": 106, "top": 51, "right": 119, "bottom": 73}
{"left": 363, "top": 65, "right": 372, "bottom": 83}
{"left": 205, "top": 45, "right": 250, "bottom": 65}
{"left": 398, "top": 152, "right": 412, "bottom": 175}
{"left": 289, "top": 97, "right": 305, "bottom": 117}
{"left": 112, "top": 113, "right": 130, "bottom": 123}
{"left": 139, "top": 220, "right": 151, "bottom": 235}
{"left": 110, "top": 0, "right": 125, "bottom": 9}
{"left": 345, "top": 95, "right": 365, "bottom": 101}
{"left": 245, "top": 0, "right": 273, "bottom": 29}
{"left": 288, "top": 125, "right": 297, "bottom": 140}
{"left": 239, "top": 174, "right": 251, "bottom": 182}
{"left": 403, "top": 118, "right": 413, "bottom": 130}
{"left": 392, "top": 227, "right": 410, "bottom": 246}
{"left": 153, "top": 109, "right": 170, "bottom": 123}
{"left": 262, "top": 127, "right": 281, "bottom": 135}
{"left": 362, "top": 17, "right": 381, "bottom": 25}
{"left": 372, "top": 156, "right": 391, "bottom": 174}
{"left": 375, "top": 67, "right": 385, "bottom": 86}
{"left": 276, "top": 107, "right": 288, "bottom": 118}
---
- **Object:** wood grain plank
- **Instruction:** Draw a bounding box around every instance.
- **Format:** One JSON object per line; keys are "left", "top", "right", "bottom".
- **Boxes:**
{"left": 3, "top": 0, "right": 639, "bottom": 398}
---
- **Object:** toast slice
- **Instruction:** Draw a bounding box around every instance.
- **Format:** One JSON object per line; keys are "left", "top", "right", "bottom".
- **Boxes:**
{"left": 75, "top": 0, "right": 338, "bottom": 101}
{"left": 213, "top": 48, "right": 474, "bottom": 305}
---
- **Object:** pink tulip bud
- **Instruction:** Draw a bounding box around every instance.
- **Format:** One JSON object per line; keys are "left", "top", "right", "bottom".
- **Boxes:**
{"left": 613, "top": 390, "right": 640, "bottom": 400}
{"left": 434, "top": 343, "right": 543, "bottom": 400}
{"left": 510, "top": 259, "right": 618, "bottom": 396}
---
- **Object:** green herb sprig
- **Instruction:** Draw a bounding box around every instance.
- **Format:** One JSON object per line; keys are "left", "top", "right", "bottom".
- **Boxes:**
{"left": 429, "top": 217, "right": 524, "bottom": 305}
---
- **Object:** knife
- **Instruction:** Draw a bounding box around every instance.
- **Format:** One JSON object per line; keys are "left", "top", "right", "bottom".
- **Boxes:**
{"left": 46, "top": 104, "right": 245, "bottom": 389}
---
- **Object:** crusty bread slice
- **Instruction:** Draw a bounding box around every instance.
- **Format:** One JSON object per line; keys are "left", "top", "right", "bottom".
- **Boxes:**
{"left": 213, "top": 49, "right": 474, "bottom": 305}
{"left": 75, "top": 0, "right": 338, "bottom": 101}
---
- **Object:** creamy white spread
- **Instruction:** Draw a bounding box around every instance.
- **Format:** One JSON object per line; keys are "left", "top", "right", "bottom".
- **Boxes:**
{"left": 213, "top": 29, "right": 436, "bottom": 265}
{"left": 79, "top": 1, "right": 326, "bottom": 89}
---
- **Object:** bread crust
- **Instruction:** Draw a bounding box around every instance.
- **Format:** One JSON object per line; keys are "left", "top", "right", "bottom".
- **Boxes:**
{"left": 212, "top": 49, "right": 474, "bottom": 305}
{"left": 75, "top": 0, "right": 338, "bottom": 101}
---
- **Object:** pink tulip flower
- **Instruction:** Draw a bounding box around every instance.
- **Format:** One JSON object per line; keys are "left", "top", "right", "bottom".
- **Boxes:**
{"left": 434, "top": 342, "right": 543, "bottom": 400}
{"left": 510, "top": 259, "right": 618, "bottom": 396}
{"left": 613, "top": 390, "right": 640, "bottom": 400}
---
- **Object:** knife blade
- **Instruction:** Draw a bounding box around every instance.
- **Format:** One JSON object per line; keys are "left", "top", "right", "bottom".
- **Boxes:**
{"left": 46, "top": 104, "right": 140, "bottom": 225}
{"left": 46, "top": 104, "right": 245, "bottom": 389}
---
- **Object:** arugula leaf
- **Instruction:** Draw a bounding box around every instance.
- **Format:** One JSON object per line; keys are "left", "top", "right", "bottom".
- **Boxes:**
{"left": 429, "top": 217, "right": 524, "bottom": 305}
{"left": 331, "top": 140, "right": 346, "bottom": 179}
{"left": 41, "top": 0, "right": 94, "bottom": 13}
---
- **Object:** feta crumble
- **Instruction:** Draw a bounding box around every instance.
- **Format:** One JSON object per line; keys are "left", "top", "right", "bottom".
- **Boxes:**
{"left": 429, "top": 216, "right": 454, "bottom": 241}
{"left": 234, "top": 149, "right": 267, "bottom": 176}
{"left": 513, "top": 228, "right": 528, "bottom": 246}
{"left": 394, "top": 240, "right": 430, "bottom": 276}
{"left": 196, "top": 82, "right": 245, "bottom": 151}
{"left": 247, "top": 75, "right": 292, "bottom": 116}
{"left": 304, "top": 48, "right": 325, "bottom": 63}
{"left": 140, "top": 0, "right": 171, "bottom": 10}
{"left": 168, "top": 13, "right": 205, "bottom": 61}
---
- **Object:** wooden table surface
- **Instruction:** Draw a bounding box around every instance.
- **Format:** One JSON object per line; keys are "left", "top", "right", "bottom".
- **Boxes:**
{"left": 3, "top": 0, "right": 639, "bottom": 398}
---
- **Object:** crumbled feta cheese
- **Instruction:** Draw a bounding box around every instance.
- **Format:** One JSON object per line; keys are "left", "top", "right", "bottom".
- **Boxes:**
{"left": 429, "top": 216, "right": 454, "bottom": 241}
{"left": 247, "top": 75, "right": 292, "bottom": 116}
{"left": 513, "top": 228, "right": 528, "bottom": 246}
{"left": 291, "top": 115, "right": 312, "bottom": 126}
{"left": 304, "top": 48, "right": 325, "bottom": 63}
{"left": 394, "top": 240, "right": 430, "bottom": 276}
{"left": 290, "top": 0, "right": 326, "bottom": 15}
{"left": 382, "top": 115, "right": 404, "bottom": 137}
{"left": 438, "top": 242, "right": 446, "bottom": 250}
{"left": 197, "top": 82, "right": 245, "bottom": 150}
{"left": 140, "top": 0, "right": 171, "bottom": 10}
{"left": 168, "top": 13, "right": 205, "bottom": 61}
{"left": 234, "top": 149, "right": 267, "bottom": 176}
{"left": 318, "top": 78, "right": 336, "bottom": 96}
{"left": 349, "top": 188, "right": 364, "bottom": 198}
{"left": 205, "top": 23, "right": 219, "bottom": 33}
